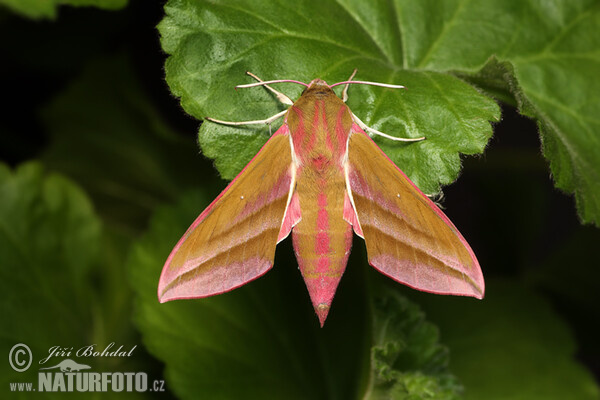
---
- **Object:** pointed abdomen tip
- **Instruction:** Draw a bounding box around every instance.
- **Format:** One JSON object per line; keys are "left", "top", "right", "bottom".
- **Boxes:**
{"left": 316, "top": 304, "right": 330, "bottom": 327}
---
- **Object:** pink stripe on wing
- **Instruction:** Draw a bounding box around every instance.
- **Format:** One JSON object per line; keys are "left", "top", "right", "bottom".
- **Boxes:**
{"left": 160, "top": 257, "right": 271, "bottom": 302}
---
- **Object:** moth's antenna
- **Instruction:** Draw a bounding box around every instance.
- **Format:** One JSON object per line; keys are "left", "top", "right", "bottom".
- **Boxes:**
{"left": 330, "top": 80, "right": 405, "bottom": 89}
{"left": 236, "top": 80, "right": 309, "bottom": 89}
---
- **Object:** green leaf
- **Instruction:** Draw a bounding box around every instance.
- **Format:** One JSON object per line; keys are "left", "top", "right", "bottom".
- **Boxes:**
{"left": 412, "top": 280, "right": 600, "bottom": 400}
{"left": 365, "top": 288, "right": 461, "bottom": 400}
{"left": 397, "top": 0, "right": 600, "bottom": 224}
{"left": 0, "top": 163, "right": 100, "bottom": 349}
{"left": 159, "top": 0, "right": 600, "bottom": 224}
{"left": 42, "top": 55, "right": 210, "bottom": 234}
{"left": 0, "top": 0, "right": 127, "bottom": 19}
{"left": 522, "top": 226, "right": 600, "bottom": 365}
{"left": 0, "top": 163, "right": 150, "bottom": 399}
{"left": 158, "top": 0, "right": 500, "bottom": 196}
{"left": 0, "top": 163, "right": 139, "bottom": 397}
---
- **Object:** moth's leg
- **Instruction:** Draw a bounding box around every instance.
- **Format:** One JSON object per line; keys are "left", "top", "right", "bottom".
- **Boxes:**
{"left": 206, "top": 72, "right": 292, "bottom": 132}
{"left": 341, "top": 69, "right": 358, "bottom": 103}
{"left": 246, "top": 72, "right": 294, "bottom": 106}
{"left": 351, "top": 113, "right": 426, "bottom": 142}
{"left": 205, "top": 109, "right": 287, "bottom": 127}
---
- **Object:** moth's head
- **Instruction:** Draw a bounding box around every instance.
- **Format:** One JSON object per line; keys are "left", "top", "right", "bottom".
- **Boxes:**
{"left": 301, "top": 79, "right": 337, "bottom": 99}
{"left": 308, "top": 78, "right": 328, "bottom": 87}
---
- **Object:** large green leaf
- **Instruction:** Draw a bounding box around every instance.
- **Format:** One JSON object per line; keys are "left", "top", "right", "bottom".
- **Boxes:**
{"left": 158, "top": 0, "right": 600, "bottom": 224}
{"left": 398, "top": 0, "right": 600, "bottom": 225}
{"left": 0, "top": 163, "right": 99, "bottom": 350}
{"left": 0, "top": 0, "right": 127, "bottom": 19}
{"left": 0, "top": 163, "right": 145, "bottom": 399}
{"left": 129, "top": 191, "right": 460, "bottom": 400}
{"left": 159, "top": 0, "right": 500, "bottom": 196}
{"left": 411, "top": 279, "right": 600, "bottom": 400}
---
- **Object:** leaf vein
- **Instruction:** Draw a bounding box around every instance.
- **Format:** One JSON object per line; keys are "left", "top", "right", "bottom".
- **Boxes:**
{"left": 417, "top": 0, "right": 471, "bottom": 68}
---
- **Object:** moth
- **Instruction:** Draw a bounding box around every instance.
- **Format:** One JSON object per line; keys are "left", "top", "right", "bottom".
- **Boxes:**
{"left": 158, "top": 71, "right": 484, "bottom": 326}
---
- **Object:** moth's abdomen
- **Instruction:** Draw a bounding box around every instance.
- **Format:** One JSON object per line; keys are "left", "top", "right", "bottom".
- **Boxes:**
{"left": 291, "top": 171, "right": 352, "bottom": 326}
{"left": 286, "top": 82, "right": 355, "bottom": 325}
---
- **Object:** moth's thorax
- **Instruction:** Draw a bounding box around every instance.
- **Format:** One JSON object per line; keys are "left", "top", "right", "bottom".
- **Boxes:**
{"left": 286, "top": 81, "right": 353, "bottom": 168}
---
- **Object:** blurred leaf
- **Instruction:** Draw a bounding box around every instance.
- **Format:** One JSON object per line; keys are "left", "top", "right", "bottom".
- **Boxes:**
{"left": 0, "top": 0, "right": 127, "bottom": 19}
{"left": 42, "top": 55, "right": 209, "bottom": 234}
{"left": 412, "top": 279, "right": 600, "bottom": 400}
{"left": 0, "top": 162, "right": 99, "bottom": 345}
{"left": 522, "top": 227, "right": 600, "bottom": 369}
{"left": 158, "top": 0, "right": 500, "bottom": 196}
{"left": 523, "top": 227, "right": 600, "bottom": 314}
{"left": 0, "top": 162, "right": 145, "bottom": 398}
{"left": 365, "top": 288, "right": 461, "bottom": 400}
{"left": 159, "top": 0, "right": 600, "bottom": 224}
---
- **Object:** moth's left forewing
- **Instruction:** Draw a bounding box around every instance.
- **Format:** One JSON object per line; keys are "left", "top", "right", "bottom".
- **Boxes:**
{"left": 159, "top": 125, "right": 297, "bottom": 302}
{"left": 344, "top": 124, "right": 484, "bottom": 298}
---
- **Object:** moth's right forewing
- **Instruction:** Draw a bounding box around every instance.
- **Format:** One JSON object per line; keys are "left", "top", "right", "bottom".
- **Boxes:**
{"left": 158, "top": 125, "right": 296, "bottom": 302}
{"left": 345, "top": 125, "right": 484, "bottom": 299}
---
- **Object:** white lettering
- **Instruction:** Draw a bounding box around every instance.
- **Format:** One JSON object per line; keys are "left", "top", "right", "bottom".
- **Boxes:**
{"left": 36, "top": 371, "right": 148, "bottom": 392}
{"left": 65, "top": 373, "right": 75, "bottom": 391}
{"left": 124, "top": 372, "right": 136, "bottom": 391}
{"left": 52, "top": 373, "right": 66, "bottom": 392}
{"left": 76, "top": 373, "right": 88, "bottom": 391}
{"left": 89, "top": 372, "right": 101, "bottom": 391}
{"left": 39, "top": 346, "right": 73, "bottom": 364}
{"left": 112, "top": 372, "right": 124, "bottom": 392}
{"left": 135, "top": 372, "right": 147, "bottom": 392}
{"left": 127, "top": 345, "right": 137, "bottom": 357}
{"left": 101, "top": 372, "right": 112, "bottom": 392}
{"left": 76, "top": 345, "right": 94, "bottom": 357}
